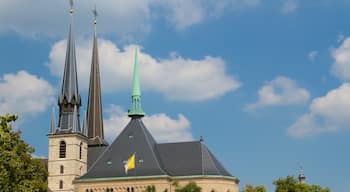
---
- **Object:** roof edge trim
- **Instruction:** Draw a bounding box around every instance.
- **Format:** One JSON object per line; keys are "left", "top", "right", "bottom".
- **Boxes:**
{"left": 75, "top": 175, "right": 239, "bottom": 183}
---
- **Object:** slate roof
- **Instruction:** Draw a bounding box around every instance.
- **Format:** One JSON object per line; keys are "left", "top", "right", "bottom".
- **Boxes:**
{"left": 156, "top": 141, "right": 231, "bottom": 176}
{"left": 81, "top": 117, "right": 167, "bottom": 179}
{"left": 87, "top": 145, "right": 108, "bottom": 169}
{"left": 81, "top": 117, "right": 234, "bottom": 180}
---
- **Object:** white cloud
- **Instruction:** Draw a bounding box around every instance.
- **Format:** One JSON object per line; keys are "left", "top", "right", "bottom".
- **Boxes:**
{"left": 331, "top": 37, "right": 350, "bottom": 81}
{"left": 103, "top": 104, "right": 193, "bottom": 143}
{"left": 288, "top": 83, "right": 350, "bottom": 138}
{"left": 48, "top": 39, "right": 240, "bottom": 101}
{"left": 0, "top": 0, "right": 261, "bottom": 37}
{"left": 0, "top": 71, "right": 55, "bottom": 116}
{"left": 308, "top": 50, "right": 318, "bottom": 61}
{"left": 245, "top": 76, "right": 310, "bottom": 112}
{"left": 281, "top": 0, "right": 298, "bottom": 14}
{"left": 158, "top": 0, "right": 261, "bottom": 30}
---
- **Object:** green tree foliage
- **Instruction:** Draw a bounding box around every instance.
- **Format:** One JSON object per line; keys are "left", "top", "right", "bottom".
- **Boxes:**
{"left": 0, "top": 114, "right": 48, "bottom": 192}
{"left": 145, "top": 185, "right": 156, "bottom": 192}
{"left": 273, "top": 175, "right": 330, "bottom": 192}
{"left": 241, "top": 184, "right": 267, "bottom": 192}
{"left": 175, "top": 182, "right": 202, "bottom": 192}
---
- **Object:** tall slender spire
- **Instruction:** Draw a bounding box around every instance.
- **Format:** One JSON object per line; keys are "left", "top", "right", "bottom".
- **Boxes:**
{"left": 57, "top": 0, "right": 82, "bottom": 133}
{"left": 128, "top": 48, "right": 145, "bottom": 117}
{"left": 86, "top": 6, "right": 107, "bottom": 146}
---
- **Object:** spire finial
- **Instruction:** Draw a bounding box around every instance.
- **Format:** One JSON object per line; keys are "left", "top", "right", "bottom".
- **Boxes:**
{"left": 128, "top": 48, "right": 145, "bottom": 117}
{"left": 298, "top": 165, "right": 306, "bottom": 184}
{"left": 93, "top": 4, "right": 98, "bottom": 25}
{"left": 69, "top": 0, "right": 74, "bottom": 14}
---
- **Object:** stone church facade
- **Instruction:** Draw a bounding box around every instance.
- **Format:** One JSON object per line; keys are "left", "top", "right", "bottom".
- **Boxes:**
{"left": 47, "top": 2, "right": 239, "bottom": 192}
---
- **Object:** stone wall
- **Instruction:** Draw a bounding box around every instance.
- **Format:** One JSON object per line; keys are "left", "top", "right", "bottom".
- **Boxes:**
{"left": 74, "top": 176, "right": 238, "bottom": 192}
{"left": 48, "top": 134, "right": 88, "bottom": 192}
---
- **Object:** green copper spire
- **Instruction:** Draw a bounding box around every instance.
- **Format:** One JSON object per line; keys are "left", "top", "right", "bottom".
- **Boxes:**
{"left": 128, "top": 48, "right": 145, "bottom": 117}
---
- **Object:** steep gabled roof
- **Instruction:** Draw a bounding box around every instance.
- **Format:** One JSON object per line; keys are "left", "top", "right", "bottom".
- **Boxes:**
{"left": 156, "top": 141, "right": 232, "bottom": 177}
{"left": 87, "top": 145, "right": 108, "bottom": 169}
{"left": 81, "top": 117, "right": 167, "bottom": 179}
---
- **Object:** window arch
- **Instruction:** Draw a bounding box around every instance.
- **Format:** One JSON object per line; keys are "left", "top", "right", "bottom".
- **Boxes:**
{"left": 131, "top": 187, "right": 134, "bottom": 192}
{"left": 127, "top": 187, "right": 130, "bottom": 192}
{"left": 59, "top": 140, "right": 66, "bottom": 158}
{"left": 79, "top": 142, "right": 83, "bottom": 159}
{"left": 60, "top": 165, "right": 64, "bottom": 174}
{"left": 59, "top": 180, "right": 63, "bottom": 189}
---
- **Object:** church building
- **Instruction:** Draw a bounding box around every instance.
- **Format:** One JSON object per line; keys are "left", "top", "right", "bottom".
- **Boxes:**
{"left": 47, "top": 2, "right": 239, "bottom": 192}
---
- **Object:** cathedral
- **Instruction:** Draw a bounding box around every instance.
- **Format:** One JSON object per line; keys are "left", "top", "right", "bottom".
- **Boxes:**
{"left": 47, "top": 2, "right": 239, "bottom": 192}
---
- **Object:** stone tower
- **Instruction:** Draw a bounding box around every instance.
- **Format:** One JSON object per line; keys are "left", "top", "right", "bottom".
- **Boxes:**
{"left": 48, "top": 1, "right": 88, "bottom": 191}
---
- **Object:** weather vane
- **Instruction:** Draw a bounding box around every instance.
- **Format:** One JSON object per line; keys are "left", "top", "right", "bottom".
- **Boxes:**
{"left": 69, "top": 0, "right": 74, "bottom": 14}
{"left": 93, "top": 4, "right": 98, "bottom": 24}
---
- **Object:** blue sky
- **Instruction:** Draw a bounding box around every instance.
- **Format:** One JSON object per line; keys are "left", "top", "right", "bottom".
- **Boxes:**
{"left": 1, "top": 0, "right": 350, "bottom": 191}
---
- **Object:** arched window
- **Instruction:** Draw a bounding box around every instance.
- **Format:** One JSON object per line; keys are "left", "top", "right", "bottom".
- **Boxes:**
{"left": 59, "top": 140, "right": 66, "bottom": 158}
{"left": 60, "top": 165, "right": 64, "bottom": 174}
{"left": 59, "top": 180, "right": 63, "bottom": 189}
{"left": 79, "top": 142, "right": 83, "bottom": 159}
{"left": 127, "top": 187, "right": 130, "bottom": 192}
{"left": 131, "top": 187, "right": 134, "bottom": 192}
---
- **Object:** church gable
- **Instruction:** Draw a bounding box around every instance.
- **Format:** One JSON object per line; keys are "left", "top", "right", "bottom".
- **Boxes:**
{"left": 81, "top": 118, "right": 167, "bottom": 179}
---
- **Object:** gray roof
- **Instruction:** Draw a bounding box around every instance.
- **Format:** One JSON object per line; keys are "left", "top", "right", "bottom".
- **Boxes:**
{"left": 80, "top": 117, "right": 233, "bottom": 180}
{"left": 87, "top": 145, "right": 108, "bottom": 169}
{"left": 86, "top": 26, "right": 106, "bottom": 146}
{"left": 156, "top": 141, "right": 231, "bottom": 177}
{"left": 81, "top": 117, "right": 167, "bottom": 179}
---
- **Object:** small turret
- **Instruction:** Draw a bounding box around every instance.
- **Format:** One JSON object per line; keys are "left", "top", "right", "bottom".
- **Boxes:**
{"left": 50, "top": 107, "right": 56, "bottom": 134}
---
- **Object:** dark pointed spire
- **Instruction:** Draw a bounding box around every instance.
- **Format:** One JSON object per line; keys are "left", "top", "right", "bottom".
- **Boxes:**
{"left": 50, "top": 107, "right": 56, "bottom": 134}
{"left": 86, "top": 6, "right": 108, "bottom": 146}
{"left": 128, "top": 48, "right": 145, "bottom": 117}
{"left": 59, "top": 1, "right": 80, "bottom": 104}
{"left": 56, "top": 0, "right": 82, "bottom": 134}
